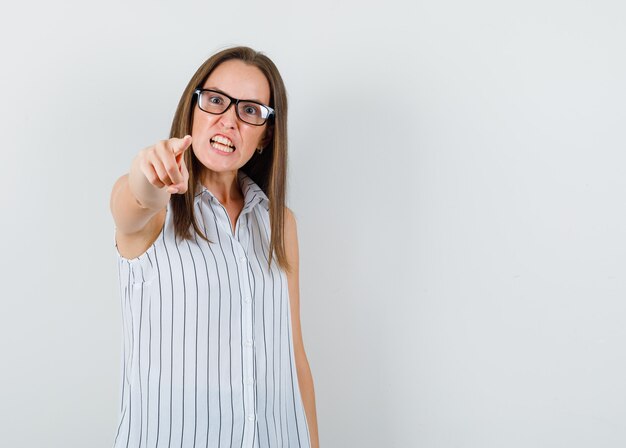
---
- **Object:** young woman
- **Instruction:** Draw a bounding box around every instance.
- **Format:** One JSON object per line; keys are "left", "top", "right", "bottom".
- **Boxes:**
{"left": 110, "top": 46, "right": 319, "bottom": 448}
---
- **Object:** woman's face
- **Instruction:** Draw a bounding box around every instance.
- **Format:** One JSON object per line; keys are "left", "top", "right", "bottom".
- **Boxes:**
{"left": 191, "top": 59, "right": 271, "bottom": 175}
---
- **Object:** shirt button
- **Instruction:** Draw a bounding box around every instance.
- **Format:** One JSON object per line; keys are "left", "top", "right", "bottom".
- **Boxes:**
{"left": 239, "top": 255, "right": 246, "bottom": 263}
{"left": 245, "top": 339, "right": 253, "bottom": 347}
{"left": 244, "top": 296, "right": 251, "bottom": 303}
{"left": 247, "top": 378, "right": 254, "bottom": 385}
{"left": 247, "top": 414, "right": 255, "bottom": 422}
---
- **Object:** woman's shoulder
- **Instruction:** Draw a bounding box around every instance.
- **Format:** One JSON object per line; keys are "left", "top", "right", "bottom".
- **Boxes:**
{"left": 283, "top": 205, "right": 295, "bottom": 223}
{"left": 283, "top": 206, "right": 298, "bottom": 247}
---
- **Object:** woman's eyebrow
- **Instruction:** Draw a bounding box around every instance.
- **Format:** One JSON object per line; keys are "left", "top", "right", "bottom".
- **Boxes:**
{"left": 205, "top": 87, "right": 265, "bottom": 104}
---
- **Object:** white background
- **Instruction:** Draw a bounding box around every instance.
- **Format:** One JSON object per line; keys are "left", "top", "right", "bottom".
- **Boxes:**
{"left": 1, "top": 0, "right": 625, "bottom": 447}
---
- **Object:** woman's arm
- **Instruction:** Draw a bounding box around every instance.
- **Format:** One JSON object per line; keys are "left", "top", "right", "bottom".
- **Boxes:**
{"left": 110, "top": 136, "right": 191, "bottom": 234}
{"left": 284, "top": 207, "right": 320, "bottom": 448}
{"left": 110, "top": 136, "right": 191, "bottom": 259}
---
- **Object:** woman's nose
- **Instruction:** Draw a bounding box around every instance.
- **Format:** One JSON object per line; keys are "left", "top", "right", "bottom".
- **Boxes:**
{"left": 219, "top": 104, "right": 238, "bottom": 129}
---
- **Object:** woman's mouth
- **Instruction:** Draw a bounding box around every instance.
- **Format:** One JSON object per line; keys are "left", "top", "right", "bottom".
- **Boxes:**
{"left": 210, "top": 135, "right": 236, "bottom": 153}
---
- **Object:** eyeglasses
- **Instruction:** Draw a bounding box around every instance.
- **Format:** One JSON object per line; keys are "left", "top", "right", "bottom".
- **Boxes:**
{"left": 194, "top": 88, "right": 275, "bottom": 126}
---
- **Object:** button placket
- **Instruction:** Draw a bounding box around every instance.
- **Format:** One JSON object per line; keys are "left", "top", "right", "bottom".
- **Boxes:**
{"left": 236, "top": 240, "right": 256, "bottom": 439}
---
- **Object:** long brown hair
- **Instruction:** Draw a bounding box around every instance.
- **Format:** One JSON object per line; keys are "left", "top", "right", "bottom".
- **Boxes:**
{"left": 168, "top": 46, "right": 290, "bottom": 272}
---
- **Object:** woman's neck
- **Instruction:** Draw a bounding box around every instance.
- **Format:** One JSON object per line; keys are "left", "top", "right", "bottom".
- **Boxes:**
{"left": 200, "top": 169, "right": 243, "bottom": 205}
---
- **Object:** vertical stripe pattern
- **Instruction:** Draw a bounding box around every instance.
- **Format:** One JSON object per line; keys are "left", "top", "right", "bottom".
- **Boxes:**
{"left": 113, "top": 171, "right": 311, "bottom": 448}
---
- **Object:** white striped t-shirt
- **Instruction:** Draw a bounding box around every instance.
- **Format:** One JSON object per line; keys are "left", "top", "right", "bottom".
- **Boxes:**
{"left": 112, "top": 170, "right": 311, "bottom": 448}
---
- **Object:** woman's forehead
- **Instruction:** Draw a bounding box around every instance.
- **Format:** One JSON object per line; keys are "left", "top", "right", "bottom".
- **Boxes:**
{"left": 203, "top": 59, "right": 270, "bottom": 104}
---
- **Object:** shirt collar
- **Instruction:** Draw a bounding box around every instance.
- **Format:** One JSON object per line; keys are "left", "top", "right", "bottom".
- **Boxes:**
{"left": 194, "top": 170, "right": 270, "bottom": 213}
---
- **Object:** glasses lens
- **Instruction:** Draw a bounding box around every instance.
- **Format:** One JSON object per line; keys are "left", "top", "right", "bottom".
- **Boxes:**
{"left": 237, "top": 101, "right": 270, "bottom": 125}
{"left": 199, "top": 91, "right": 230, "bottom": 113}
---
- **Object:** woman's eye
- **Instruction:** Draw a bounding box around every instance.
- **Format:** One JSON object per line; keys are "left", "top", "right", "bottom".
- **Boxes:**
{"left": 243, "top": 105, "right": 260, "bottom": 115}
{"left": 209, "top": 96, "right": 223, "bottom": 104}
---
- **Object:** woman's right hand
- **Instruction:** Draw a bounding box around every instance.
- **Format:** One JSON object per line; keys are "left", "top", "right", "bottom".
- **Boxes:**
{"left": 111, "top": 135, "right": 193, "bottom": 251}
{"left": 133, "top": 135, "right": 193, "bottom": 195}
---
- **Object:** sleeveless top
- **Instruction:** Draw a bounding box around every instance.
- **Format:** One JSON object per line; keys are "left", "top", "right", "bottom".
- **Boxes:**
{"left": 112, "top": 170, "right": 311, "bottom": 448}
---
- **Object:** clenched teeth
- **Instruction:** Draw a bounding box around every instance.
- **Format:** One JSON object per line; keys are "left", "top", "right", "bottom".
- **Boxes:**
{"left": 211, "top": 135, "right": 235, "bottom": 149}
{"left": 211, "top": 141, "right": 234, "bottom": 153}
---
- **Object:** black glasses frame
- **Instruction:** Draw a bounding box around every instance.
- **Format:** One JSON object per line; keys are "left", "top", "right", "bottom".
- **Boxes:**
{"left": 194, "top": 88, "right": 275, "bottom": 126}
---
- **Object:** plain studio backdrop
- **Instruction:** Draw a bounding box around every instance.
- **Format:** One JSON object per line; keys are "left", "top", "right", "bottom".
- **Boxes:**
{"left": 1, "top": 0, "right": 624, "bottom": 447}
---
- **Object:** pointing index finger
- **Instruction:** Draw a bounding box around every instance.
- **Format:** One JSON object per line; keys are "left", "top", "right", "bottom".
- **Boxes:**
{"left": 170, "top": 135, "right": 193, "bottom": 157}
